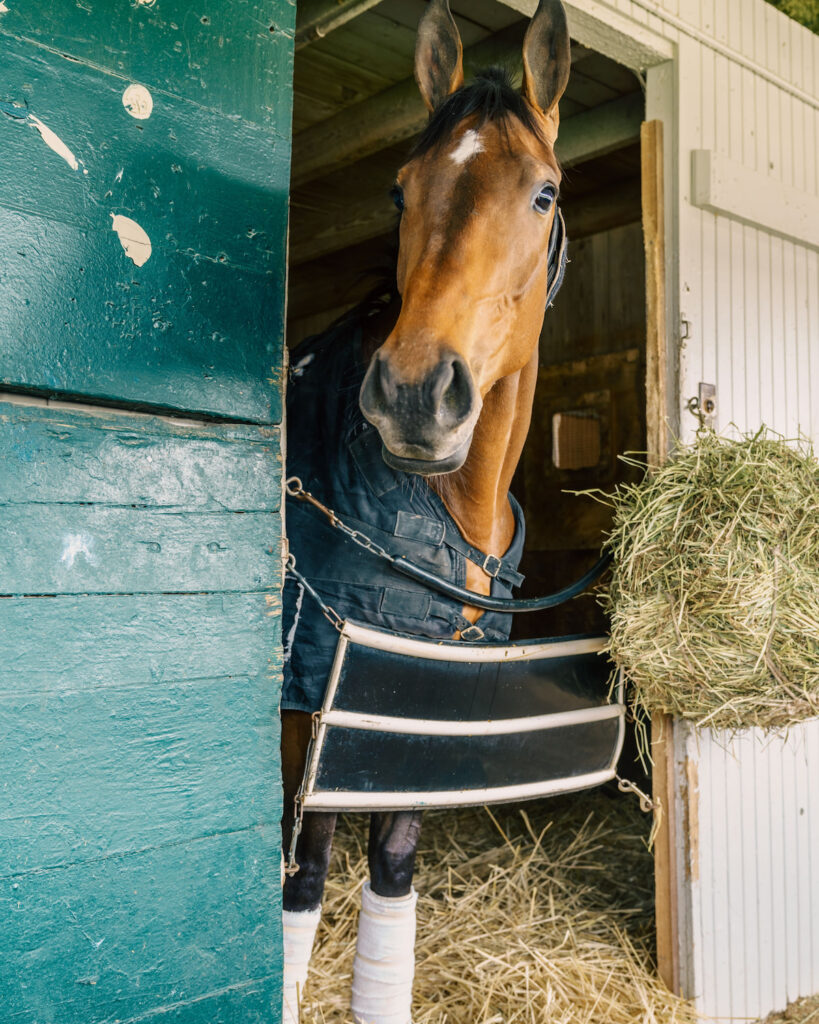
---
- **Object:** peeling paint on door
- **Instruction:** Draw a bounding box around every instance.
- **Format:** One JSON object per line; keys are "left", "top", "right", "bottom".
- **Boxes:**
{"left": 110, "top": 213, "right": 152, "bottom": 267}
{"left": 29, "top": 114, "right": 87, "bottom": 174}
{"left": 60, "top": 533, "right": 94, "bottom": 568}
{"left": 122, "top": 84, "right": 153, "bottom": 120}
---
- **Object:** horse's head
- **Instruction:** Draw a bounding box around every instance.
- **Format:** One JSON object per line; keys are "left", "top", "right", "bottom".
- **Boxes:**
{"left": 360, "top": 0, "right": 571, "bottom": 475}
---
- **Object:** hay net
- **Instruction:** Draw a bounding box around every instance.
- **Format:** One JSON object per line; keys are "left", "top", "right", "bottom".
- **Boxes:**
{"left": 597, "top": 428, "right": 819, "bottom": 731}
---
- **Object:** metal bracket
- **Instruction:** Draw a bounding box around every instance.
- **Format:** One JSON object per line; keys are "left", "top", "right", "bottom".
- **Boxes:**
{"left": 698, "top": 383, "right": 717, "bottom": 429}
{"left": 687, "top": 383, "right": 717, "bottom": 432}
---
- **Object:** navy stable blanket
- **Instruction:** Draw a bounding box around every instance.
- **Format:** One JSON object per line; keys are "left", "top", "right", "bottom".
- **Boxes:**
{"left": 281, "top": 320, "right": 526, "bottom": 713}
{"left": 282, "top": 210, "right": 567, "bottom": 713}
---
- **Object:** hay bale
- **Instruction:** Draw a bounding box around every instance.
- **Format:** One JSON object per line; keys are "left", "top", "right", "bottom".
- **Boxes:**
{"left": 599, "top": 430, "right": 819, "bottom": 731}
{"left": 300, "top": 793, "right": 698, "bottom": 1023}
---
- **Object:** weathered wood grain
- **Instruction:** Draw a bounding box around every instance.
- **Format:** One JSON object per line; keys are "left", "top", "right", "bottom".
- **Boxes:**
{"left": 1, "top": 40, "right": 290, "bottom": 268}
{"left": 541, "top": 222, "right": 645, "bottom": 364}
{"left": 0, "top": 207, "right": 283, "bottom": 423}
{"left": 0, "top": 403, "right": 281, "bottom": 511}
{"left": 0, "top": 507, "right": 280, "bottom": 595}
{"left": 2, "top": 0, "right": 290, "bottom": 1014}
{"left": 555, "top": 91, "right": 643, "bottom": 166}
{"left": 106, "top": 981, "right": 280, "bottom": 1024}
{"left": 0, "top": 0, "right": 296, "bottom": 130}
{"left": 0, "top": 675, "right": 280, "bottom": 875}
{"left": 0, "top": 593, "right": 276, "bottom": 692}
{"left": 0, "top": 828, "right": 281, "bottom": 1023}
{"left": 641, "top": 120, "right": 668, "bottom": 468}
{"left": 0, "top": 39, "right": 287, "bottom": 422}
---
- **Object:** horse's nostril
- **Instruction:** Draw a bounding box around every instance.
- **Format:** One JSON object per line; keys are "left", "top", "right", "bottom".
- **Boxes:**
{"left": 377, "top": 353, "right": 400, "bottom": 404}
{"left": 361, "top": 353, "right": 396, "bottom": 416}
{"left": 360, "top": 348, "right": 478, "bottom": 449}
{"left": 428, "top": 355, "right": 474, "bottom": 425}
{"left": 427, "top": 359, "right": 455, "bottom": 411}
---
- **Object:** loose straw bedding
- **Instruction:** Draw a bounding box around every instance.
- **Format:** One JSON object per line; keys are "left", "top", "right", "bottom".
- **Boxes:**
{"left": 598, "top": 430, "right": 819, "bottom": 731}
{"left": 300, "top": 792, "right": 698, "bottom": 1024}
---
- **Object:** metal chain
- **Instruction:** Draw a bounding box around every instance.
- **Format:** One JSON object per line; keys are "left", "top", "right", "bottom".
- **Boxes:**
{"left": 285, "top": 794, "right": 304, "bottom": 877}
{"left": 285, "top": 553, "right": 345, "bottom": 633}
{"left": 286, "top": 476, "right": 398, "bottom": 566}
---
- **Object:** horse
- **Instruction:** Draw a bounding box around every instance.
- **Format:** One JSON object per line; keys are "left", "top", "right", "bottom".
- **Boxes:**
{"left": 281, "top": 2, "right": 572, "bottom": 1021}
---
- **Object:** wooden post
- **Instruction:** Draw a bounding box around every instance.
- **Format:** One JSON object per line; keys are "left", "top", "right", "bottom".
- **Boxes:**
{"left": 651, "top": 710, "right": 679, "bottom": 992}
{"left": 641, "top": 119, "right": 679, "bottom": 994}
{"left": 295, "top": 0, "right": 383, "bottom": 50}
{"left": 642, "top": 119, "right": 668, "bottom": 470}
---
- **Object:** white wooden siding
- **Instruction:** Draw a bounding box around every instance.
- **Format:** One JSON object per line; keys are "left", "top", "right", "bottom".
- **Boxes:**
{"left": 501, "top": 2, "right": 819, "bottom": 1019}
{"left": 644, "top": 3, "right": 817, "bottom": 1019}
{"left": 628, "top": 3, "right": 819, "bottom": 1019}
{"left": 672, "top": 720, "right": 819, "bottom": 1019}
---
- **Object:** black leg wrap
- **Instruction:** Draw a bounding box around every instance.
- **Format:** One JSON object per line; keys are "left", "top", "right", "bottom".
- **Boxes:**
{"left": 368, "top": 810, "right": 424, "bottom": 898}
{"left": 282, "top": 811, "right": 338, "bottom": 913}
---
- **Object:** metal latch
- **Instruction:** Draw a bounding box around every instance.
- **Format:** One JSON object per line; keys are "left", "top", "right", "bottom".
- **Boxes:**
{"left": 698, "top": 382, "right": 717, "bottom": 429}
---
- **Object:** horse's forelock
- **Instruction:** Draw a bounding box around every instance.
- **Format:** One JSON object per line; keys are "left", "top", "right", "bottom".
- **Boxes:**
{"left": 410, "top": 67, "right": 547, "bottom": 159}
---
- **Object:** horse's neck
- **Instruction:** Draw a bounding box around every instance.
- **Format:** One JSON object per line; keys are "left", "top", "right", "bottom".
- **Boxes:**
{"left": 431, "top": 350, "right": 538, "bottom": 560}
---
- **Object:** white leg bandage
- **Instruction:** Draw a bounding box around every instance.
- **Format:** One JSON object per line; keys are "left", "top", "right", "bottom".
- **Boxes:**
{"left": 282, "top": 906, "right": 322, "bottom": 1024}
{"left": 351, "top": 882, "right": 418, "bottom": 1024}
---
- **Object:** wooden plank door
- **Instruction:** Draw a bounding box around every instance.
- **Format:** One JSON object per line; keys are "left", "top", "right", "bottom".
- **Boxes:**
{"left": 0, "top": 2, "right": 294, "bottom": 1020}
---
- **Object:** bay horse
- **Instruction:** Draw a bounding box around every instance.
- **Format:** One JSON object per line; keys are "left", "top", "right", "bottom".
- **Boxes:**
{"left": 281, "top": 2, "right": 572, "bottom": 1021}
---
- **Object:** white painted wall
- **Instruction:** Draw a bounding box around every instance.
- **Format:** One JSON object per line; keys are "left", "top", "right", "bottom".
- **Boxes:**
{"left": 628, "top": 4, "right": 818, "bottom": 1019}
{"left": 673, "top": 719, "right": 819, "bottom": 1020}
{"left": 503, "top": 1, "right": 819, "bottom": 1019}
{"left": 639, "top": 5, "right": 818, "bottom": 1018}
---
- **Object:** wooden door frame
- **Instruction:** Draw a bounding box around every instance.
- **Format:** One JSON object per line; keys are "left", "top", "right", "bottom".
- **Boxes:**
{"left": 497, "top": 0, "right": 683, "bottom": 994}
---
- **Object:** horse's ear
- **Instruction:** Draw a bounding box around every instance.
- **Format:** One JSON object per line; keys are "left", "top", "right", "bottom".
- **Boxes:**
{"left": 415, "top": 0, "right": 464, "bottom": 113}
{"left": 521, "top": 0, "right": 571, "bottom": 127}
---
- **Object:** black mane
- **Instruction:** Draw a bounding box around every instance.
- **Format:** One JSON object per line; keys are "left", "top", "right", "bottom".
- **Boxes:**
{"left": 411, "top": 66, "right": 545, "bottom": 158}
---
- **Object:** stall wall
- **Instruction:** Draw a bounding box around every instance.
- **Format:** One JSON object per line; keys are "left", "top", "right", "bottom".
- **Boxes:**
{"left": 501, "top": 0, "right": 818, "bottom": 1017}
{"left": 585, "top": 1, "right": 819, "bottom": 1019}
{"left": 0, "top": 2, "right": 293, "bottom": 1020}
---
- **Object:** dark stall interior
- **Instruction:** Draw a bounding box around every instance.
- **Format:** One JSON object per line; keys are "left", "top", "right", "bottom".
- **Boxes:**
{"left": 287, "top": 0, "right": 648, "bottom": 644}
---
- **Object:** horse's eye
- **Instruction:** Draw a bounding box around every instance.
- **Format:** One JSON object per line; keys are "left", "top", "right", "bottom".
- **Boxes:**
{"left": 534, "top": 184, "right": 557, "bottom": 214}
{"left": 390, "top": 185, "right": 405, "bottom": 212}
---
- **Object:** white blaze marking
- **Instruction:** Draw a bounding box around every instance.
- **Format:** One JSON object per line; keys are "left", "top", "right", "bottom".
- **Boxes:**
{"left": 122, "top": 84, "right": 153, "bottom": 120}
{"left": 110, "top": 214, "right": 152, "bottom": 267}
{"left": 450, "top": 129, "right": 484, "bottom": 166}
{"left": 28, "top": 115, "right": 86, "bottom": 173}
{"left": 61, "top": 534, "right": 94, "bottom": 569}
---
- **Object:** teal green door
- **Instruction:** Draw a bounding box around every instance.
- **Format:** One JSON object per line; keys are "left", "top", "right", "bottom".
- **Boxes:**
{"left": 0, "top": 2, "right": 294, "bottom": 1020}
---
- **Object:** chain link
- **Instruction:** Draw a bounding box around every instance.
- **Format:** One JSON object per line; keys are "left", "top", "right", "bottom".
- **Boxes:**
{"left": 285, "top": 795, "right": 304, "bottom": 877}
{"left": 285, "top": 551, "right": 345, "bottom": 632}
{"left": 286, "top": 476, "right": 397, "bottom": 566}
{"left": 615, "top": 773, "right": 658, "bottom": 814}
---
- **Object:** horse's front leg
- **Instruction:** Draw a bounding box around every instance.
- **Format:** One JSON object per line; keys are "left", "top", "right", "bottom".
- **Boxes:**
{"left": 368, "top": 810, "right": 423, "bottom": 897}
{"left": 352, "top": 810, "right": 423, "bottom": 1024}
{"left": 281, "top": 710, "right": 337, "bottom": 1023}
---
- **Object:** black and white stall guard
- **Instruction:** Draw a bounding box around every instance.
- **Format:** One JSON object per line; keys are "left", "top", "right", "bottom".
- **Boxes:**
{"left": 299, "top": 621, "right": 625, "bottom": 812}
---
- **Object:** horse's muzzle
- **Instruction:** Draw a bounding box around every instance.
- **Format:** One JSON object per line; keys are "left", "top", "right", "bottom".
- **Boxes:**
{"left": 359, "top": 349, "right": 480, "bottom": 473}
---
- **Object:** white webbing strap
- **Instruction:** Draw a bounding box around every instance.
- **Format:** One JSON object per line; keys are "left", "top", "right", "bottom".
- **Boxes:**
{"left": 352, "top": 882, "right": 418, "bottom": 1024}
{"left": 282, "top": 906, "right": 322, "bottom": 1024}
